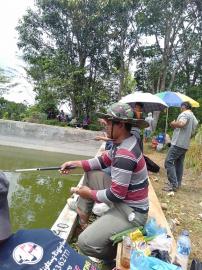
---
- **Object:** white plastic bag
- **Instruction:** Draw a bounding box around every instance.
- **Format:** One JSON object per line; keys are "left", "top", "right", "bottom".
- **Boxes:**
{"left": 92, "top": 203, "right": 110, "bottom": 216}
{"left": 148, "top": 233, "right": 172, "bottom": 252}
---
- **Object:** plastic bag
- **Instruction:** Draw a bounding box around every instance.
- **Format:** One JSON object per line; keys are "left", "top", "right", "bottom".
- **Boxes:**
{"left": 92, "top": 203, "right": 110, "bottom": 216}
{"left": 148, "top": 234, "right": 172, "bottom": 252}
{"left": 130, "top": 251, "right": 181, "bottom": 270}
{"left": 144, "top": 155, "right": 160, "bottom": 173}
{"left": 144, "top": 218, "right": 167, "bottom": 237}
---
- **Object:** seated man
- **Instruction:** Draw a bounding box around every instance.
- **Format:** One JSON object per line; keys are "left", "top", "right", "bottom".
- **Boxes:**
{"left": 0, "top": 172, "right": 98, "bottom": 270}
{"left": 0, "top": 172, "right": 12, "bottom": 245}
{"left": 69, "top": 118, "right": 78, "bottom": 127}
{"left": 131, "top": 102, "right": 145, "bottom": 151}
{"left": 82, "top": 116, "right": 90, "bottom": 129}
{"left": 60, "top": 102, "right": 149, "bottom": 263}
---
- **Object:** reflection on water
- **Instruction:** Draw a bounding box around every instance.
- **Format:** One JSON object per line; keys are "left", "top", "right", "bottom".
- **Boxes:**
{"left": 0, "top": 145, "right": 88, "bottom": 232}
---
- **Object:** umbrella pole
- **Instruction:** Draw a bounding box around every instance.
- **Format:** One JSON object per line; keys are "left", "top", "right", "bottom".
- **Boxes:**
{"left": 165, "top": 108, "right": 169, "bottom": 136}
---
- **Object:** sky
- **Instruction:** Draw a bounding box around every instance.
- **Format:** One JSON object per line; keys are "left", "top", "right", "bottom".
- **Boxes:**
{"left": 0, "top": 0, "right": 35, "bottom": 105}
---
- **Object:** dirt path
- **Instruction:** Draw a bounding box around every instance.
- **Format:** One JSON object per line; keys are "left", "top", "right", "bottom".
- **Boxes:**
{"left": 145, "top": 145, "right": 202, "bottom": 262}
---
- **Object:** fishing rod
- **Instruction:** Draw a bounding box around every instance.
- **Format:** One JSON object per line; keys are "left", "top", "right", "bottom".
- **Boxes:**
{"left": 69, "top": 138, "right": 98, "bottom": 142}
{"left": 3, "top": 165, "right": 83, "bottom": 175}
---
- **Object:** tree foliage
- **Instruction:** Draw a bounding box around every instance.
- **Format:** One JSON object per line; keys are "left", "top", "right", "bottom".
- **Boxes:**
{"left": 16, "top": 0, "right": 202, "bottom": 119}
{"left": 0, "top": 97, "right": 27, "bottom": 120}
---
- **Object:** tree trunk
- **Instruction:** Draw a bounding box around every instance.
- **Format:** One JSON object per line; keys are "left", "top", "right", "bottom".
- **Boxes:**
{"left": 159, "top": 54, "right": 168, "bottom": 91}
{"left": 168, "top": 69, "right": 177, "bottom": 89}
{"left": 118, "top": 30, "right": 126, "bottom": 100}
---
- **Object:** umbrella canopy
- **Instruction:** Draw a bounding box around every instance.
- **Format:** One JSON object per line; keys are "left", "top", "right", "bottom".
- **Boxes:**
{"left": 120, "top": 92, "right": 168, "bottom": 113}
{"left": 156, "top": 91, "right": 200, "bottom": 108}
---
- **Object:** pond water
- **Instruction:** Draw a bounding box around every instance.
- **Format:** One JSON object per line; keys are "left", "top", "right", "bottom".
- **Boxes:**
{"left": 0, "top": 145, "right": 88, "bottom": 232}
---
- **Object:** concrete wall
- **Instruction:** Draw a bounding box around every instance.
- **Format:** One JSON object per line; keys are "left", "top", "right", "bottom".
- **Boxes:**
{"left": 0, "top": 119, "right": 102, "bottom": 156}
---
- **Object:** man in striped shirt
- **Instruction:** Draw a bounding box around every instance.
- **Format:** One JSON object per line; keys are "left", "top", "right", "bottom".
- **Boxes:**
{"left": 60, "top": 102, "right": 149, "bottom": 262}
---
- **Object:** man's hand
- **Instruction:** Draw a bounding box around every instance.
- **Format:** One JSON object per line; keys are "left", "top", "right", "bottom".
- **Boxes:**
{"left": 94, "top": 135, "right": 113, "bottom": 142}
{"left": 60, "top": 160, "right": 82, "bottom": 175}
{"left": 170, "top": 120, "right": 176, "bottom": 128}
{"left": 76, "top": 186, "right": 93, "bottom": 200}
{"left": 170, "top": 120, "right": 187, "bottom": 128}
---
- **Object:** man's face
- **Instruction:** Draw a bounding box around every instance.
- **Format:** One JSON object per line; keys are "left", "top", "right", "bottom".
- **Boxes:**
{"left": 105, "top": 119, "right": 120, "bottom": 139}
{"left": 134, "top": 104, "right": 142, "bottom": 112}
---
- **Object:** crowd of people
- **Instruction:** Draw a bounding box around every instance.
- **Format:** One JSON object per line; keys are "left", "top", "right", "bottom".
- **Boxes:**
{"left": 47, "top": 108, "right": 91, "bottom": 129}
{"left": 0, "top": 100, "right": 199, "bottom": 269}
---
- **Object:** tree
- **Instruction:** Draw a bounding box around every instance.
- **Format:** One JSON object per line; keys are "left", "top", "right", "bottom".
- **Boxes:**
{"left": 0, "top": 67, "right": 12, "bottom": 95}
{"left": 135, "top": 0, "right": 199, "bottom": 91}
{"left": 17, "top": 0, "right": 114, "bottom": 118}
{"left": 17, "top": 0, "right": 144, "bottom": 117}
{"left": 104, "top": 0, "right": 140, "bottom": 98}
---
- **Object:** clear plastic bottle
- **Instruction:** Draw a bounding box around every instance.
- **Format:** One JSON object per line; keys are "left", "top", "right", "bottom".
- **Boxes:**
{"left": 121, "top": 236, "right": 132, "bottom": 268}
{"left": 175, "top": 230, "right": 191, "bottom": 270}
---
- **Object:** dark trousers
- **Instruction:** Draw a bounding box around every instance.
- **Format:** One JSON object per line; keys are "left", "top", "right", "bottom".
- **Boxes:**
{"left": 164, "top": 145, "right": 187, "bottom": 188}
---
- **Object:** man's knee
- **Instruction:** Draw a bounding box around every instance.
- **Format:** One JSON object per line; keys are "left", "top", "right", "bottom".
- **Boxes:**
{"left": 78, "top": 232, "right": 103, "bottom": 259}
{"left": 78, "top": 231, "right": 96, "bottom": 254}
{"left": 164, "top": 158, "right": 170, "bottom": 169}
{"left": 77, "top": 233, "right": 88, "bottom": 253}
{"left": 165, "top": 155, "right": 175, "bottom": 168}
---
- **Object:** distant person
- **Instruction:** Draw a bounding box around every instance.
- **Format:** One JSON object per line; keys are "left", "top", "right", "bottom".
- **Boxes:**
{"left": 82, "top": 116, "right": 90, "bottom": 129}
{"left": 144, "top": 112, "right": 154, "bottom": 142}
{"left": 95, "top": 118, "right": 114, "bottom": 151}
{"left": 163, "top": 102, "right": 198, "bottom": 192}
{"left": 0, "top": 172, "right": 12, "bottom": 245}
{"left": 57, "top": 110, "right": 65, "bottom": 122}
{"left": 68, "top": 118, "right": 77, "bottom": 127}
{"left": 133, "top": 102, "right": 144, "bottom": 119}
{"left": 47, "top": 109, "right": 55, "bottom": 120}
{"left": 131, "top": 102, "right": 145, "bottom": 151}
{"left": 66, "top": 114, "right": 71, "bottom": 123}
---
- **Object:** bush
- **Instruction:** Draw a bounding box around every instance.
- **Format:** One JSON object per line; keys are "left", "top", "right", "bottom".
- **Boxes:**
{"left": 23, "top": 112, "right": 47, "bottom": 123}
{"left": 0, "top": 97, "right": 27, "bottom": 120}
{"left": 3, "top": 111, "right": 9, "bottom": 119}
{"left": 185, "top": 125, "right": 202, "bottom": 173}
{"left": 88, "top": 123, "right": 102, "bottom": 131}
{"left": 42, "top": 119, "right": 67, "bottom": 127}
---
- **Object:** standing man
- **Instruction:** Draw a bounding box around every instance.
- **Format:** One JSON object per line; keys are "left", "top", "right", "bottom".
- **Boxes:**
{"left": 131, "top": 102, "right": 145, "bottom": 151}
{"left": 0, "top": 172, "right": 12, "bottom": 245}
{"left": 60, "top": 102, "right": 149, "bottom": 263}
{"left": 163, "top": 102, "right": 198, "bottom": 192}
{"left": 144, "top": 112, "right": 154, "bottom": 142}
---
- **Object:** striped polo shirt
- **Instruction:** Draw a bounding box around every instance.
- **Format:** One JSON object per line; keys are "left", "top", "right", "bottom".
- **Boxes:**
{"left": 81, "top": 135, "right": 149, "bottom": 213}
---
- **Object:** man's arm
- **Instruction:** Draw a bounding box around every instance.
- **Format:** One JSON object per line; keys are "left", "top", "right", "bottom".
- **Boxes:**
{"left": 170, "top": 112, "right": 188, "bottom": 128}
{"left": 94, "top": 135, "right": 112, "bottom": 142}
{"left": 170, "top": 120, "right": 187, "bottom": 128}
{"left": 60, "top": 151, "right": 112, "bottom": 174}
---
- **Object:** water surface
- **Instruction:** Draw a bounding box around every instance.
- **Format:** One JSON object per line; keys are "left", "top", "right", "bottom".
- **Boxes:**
{"left": 0, "top": 145, "right": 88, "bottom": 232}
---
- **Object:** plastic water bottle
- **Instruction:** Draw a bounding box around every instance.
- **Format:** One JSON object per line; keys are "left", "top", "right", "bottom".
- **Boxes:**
{"left": 175, "top": 230, "right": 191, "bottom": 270}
